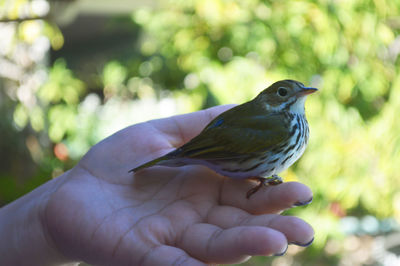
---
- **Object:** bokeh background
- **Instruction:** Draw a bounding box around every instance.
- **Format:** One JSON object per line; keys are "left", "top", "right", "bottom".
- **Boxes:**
{"left": 1, "top": 0, "right": 400, "bottom": 265}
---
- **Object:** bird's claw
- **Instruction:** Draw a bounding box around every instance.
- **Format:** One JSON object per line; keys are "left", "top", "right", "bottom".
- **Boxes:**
{"left": 246, "top": 175, "right": 283, "bottom": 199}
{"left": 266, "top": 174, "right": 283, "bottom": 186}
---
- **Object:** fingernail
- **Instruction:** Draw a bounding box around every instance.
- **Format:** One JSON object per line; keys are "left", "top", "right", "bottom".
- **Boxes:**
{"left": 293, "top": 197, "right": 313, "bottom": 207}
{"left": 289, "top": 237, "right": 314, "bottom": 247}
{"left": 273, "top": 245, "right": 288, "bottom": 256}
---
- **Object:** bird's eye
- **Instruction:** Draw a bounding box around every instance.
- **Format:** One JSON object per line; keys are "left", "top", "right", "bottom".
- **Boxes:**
{"left": 277, "top": 87, "right": 288, "bottom": 97}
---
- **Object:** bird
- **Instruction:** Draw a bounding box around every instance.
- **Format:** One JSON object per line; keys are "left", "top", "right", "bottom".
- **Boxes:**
{"left": 130, "top": 80, "right": 317, "bottom": 198}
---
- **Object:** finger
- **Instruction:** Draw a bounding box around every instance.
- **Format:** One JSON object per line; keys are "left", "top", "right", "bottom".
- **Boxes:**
{"left": 178, "top": 223, "right": 288, "bottom": 264}
{"left": 148, "top": 104, "right": 235, "bottom": 146}
{"left": 207, "top": 206, "right": 314, "bottom": 247}
{"left": 221, "top": 180, "right": 313, "bottom": 215}
{"left": 139, "top": 245, "right": 206, "bottom": 266}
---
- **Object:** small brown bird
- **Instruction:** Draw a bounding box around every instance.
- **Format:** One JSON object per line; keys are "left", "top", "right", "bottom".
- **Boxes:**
{"left": 130, "top": 80, "right": 317, "bottom": 198}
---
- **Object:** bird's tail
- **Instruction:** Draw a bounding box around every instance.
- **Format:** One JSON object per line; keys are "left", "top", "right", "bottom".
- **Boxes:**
{"left": 129, "top": 147, "right": 189, "bottom": 173}
{"left": 129, "top": 154, "right": 188, "bottom": 173}
{"left": 129, "top": 156, "right": 168, "bottom": 173}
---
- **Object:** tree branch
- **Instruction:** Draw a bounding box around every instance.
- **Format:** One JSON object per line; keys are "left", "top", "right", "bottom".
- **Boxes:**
{"left": 0, "top": 16, "right": 49, "bottom": 23}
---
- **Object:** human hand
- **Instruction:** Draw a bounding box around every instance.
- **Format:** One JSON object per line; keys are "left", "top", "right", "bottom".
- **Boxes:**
{"left": 1, "top": 105, "right": 314, "bottom": 266}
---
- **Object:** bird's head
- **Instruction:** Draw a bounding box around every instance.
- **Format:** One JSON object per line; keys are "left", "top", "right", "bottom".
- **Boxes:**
{"left": 255, "top": 80, "right": 318, "bottom": 114}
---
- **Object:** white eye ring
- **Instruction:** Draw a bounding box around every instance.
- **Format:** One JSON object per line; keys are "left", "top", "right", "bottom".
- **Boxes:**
{"left": 277, "top": 87, "right": 288, "bottom": 97}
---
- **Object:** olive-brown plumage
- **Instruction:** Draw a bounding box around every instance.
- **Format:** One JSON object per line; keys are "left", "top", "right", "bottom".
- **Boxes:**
{"left": 130, "top": 80, "right": 317, "bottom": 198}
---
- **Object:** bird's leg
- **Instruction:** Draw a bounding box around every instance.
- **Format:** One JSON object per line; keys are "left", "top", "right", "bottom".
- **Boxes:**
{"left": 246, "top": 178, "right": 265, "bottom": 199}
{"left": 246, "top": 175, "right": 283, "bottom": 199}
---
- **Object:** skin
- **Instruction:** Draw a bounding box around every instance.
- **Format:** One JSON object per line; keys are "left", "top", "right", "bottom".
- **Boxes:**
{"left": 0, "top": 105, "right": 314, "bottom": 266}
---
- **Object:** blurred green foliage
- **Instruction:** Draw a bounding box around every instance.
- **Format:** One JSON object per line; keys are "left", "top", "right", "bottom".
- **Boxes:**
{"left": 1, "top": 0, "right": 400, "bottom": 265}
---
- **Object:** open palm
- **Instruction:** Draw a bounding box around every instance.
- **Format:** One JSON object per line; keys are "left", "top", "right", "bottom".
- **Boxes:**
{"left": 43, "top": 106, "right": 314, "bottom": 266}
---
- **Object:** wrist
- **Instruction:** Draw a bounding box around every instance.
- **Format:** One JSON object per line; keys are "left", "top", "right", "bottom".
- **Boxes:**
{"left": 0, "top": 172, "right": 77, "bottom": 266}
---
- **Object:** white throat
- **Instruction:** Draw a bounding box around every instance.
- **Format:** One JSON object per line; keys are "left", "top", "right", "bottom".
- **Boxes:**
{"left": 289, "top": 96, "right": 306, "bottom": 115}
{"left": 264, "top": 96, "right": 308, "bottom": 114}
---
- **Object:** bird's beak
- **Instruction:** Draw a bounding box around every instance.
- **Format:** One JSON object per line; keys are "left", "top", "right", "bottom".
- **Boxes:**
{"left": 298, "top": 87, "right": 318, "bottom": 96}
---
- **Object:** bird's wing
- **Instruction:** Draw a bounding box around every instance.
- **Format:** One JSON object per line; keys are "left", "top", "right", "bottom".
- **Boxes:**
{"left": 168, "top": 109, "right": 290, "bottom": 160}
